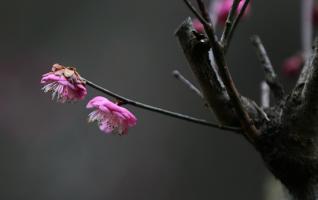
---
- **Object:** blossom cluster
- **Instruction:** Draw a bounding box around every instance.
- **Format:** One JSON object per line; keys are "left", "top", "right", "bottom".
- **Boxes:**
{"left": 41, "top": 64, "right": 137, "bottom": 135}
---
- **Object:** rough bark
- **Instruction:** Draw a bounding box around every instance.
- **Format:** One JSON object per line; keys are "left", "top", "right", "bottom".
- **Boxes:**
{"left": 175, "top": 18, "right": 262, "bottom": 127}
{"left": 176, "top": 19, "right": 318, "bottom": 200}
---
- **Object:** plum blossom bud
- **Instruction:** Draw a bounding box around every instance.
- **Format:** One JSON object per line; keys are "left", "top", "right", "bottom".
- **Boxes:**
{"left": 41, "top": 64, "right": 87, "bottom": 103}
{"left": 86, "top": 96, "right": 137, "bottom": 135}
{"left": 192, "top": 18, "right": 205, "bottom": 33}
{"left": 282, "top": 54, "right": 304, "bottom": 77}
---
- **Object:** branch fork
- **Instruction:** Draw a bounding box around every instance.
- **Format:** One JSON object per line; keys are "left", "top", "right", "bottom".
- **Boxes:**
{"left": 178, "top": 1, "right": 318, "bottom": 199}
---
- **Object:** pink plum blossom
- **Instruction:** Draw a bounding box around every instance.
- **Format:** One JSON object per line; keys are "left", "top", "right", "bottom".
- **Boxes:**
{"left": 214, "top": 0, "right": 251, "bottom": 25}
{"left": 41, "top": 64, "right": 87, "bottom": 103}
{"left": 282, "top": 54, "right": 304, "bottom": 77}
{"left": 86, "top": 96, "right": 137, "bottom": 135}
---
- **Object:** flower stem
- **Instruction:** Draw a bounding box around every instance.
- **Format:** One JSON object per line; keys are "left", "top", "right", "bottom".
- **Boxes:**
{"left": 84, "top": 78, "right": 241, "bottom": 133}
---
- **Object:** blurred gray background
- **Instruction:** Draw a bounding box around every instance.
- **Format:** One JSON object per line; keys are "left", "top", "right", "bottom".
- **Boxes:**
{"left": 0, "top": 0, "right": 300, "bottom": 199}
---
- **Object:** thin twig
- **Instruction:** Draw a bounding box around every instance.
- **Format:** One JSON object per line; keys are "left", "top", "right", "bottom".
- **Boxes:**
{"left": 172, "top": 70, "right": 204, "bottom": 99}
{"left": 223, "top": 0, "right": 250, "bottom": 53}
{"left": 84, "top": 78, "right": 241, "bottom": 132}
{"left": 260, "top": 81, "right": 270, "bottom": 109}
{"left": 211, "top": 48, "right": 260, "bottom": 142}
{"left": 183, "top": 0, "right": 220, "bottom": 50}
{"left": 251, "top": 35, "right": 285, "bottom": 102}
{"left": 252, "top": 99, "right": 270, "bottom": 121}
{"left": 183, "top": 0, "right": 210, "bottom": 28}
{"left": 220, "top": 0, "right": 241, "bottom": 45}
{"left": 196, "top": 0, "right": 212, "bottom": 23}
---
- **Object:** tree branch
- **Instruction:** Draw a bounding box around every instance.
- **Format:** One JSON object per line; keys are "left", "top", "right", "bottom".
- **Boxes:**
{"left": 184, "top": 0, "right": 260, "bottom": 142}
{"left": 179, "top": 1, "right": 318, "bottom": 198}
{"left": 223, "top": 0, "right": 250, "bottom": 53}
{"left": 172, "top": 70, "right": 204, "bottom": 99}
{"left": 196, "top": 0, "right": 212, "bottom": 24}
{"left": 210, "top": 41, "right": 260, "bottom": 142}
{"left": 182, "top": 0, "right": 260, "bottom": 142}
{"left": 175, "top": 18, "right": 239, "bottom": 126}
{"left": 84, "top": 78, "right": 241, "bottom": 132}
{"left": 296, "top": 39, "right": 318, "bottom": 134}
{"left": 176, "top": 17, "right": 260, "bottom": 142}
{"left": 220, "top": 0, "right": 241, "bottom": 46}
{"left": 183, "top": 0, "right": 220, "bottom": 52}
{"left": 251, "top": 35, "right": 285, "bottom": 103}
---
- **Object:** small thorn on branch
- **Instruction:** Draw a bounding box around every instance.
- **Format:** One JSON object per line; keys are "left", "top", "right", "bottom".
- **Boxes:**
{"left": 251, "top": 35, "right": 285, "bottom": 102}
{"left": 172, "top": 70, "right": 204, "bottom": 99}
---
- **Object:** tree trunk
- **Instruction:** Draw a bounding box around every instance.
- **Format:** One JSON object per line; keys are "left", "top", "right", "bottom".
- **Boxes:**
{"left": 176, "top": 19, "right": 318, "bottom": 200}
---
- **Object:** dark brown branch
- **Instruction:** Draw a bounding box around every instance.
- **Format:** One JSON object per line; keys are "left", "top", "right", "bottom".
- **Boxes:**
{"left": 220, "top": 0, "right": 241, "bottom": 46}
{"left": 223, "top": 0, "right": 250, "bottom": 53}
{"left": 196, "top": 0, "right": 212, "bottom": 23}
{"left": 178, "top": 1, "right": 318, "bottom": 199}
{"left": 175, "top": 18, "right": 239, "bottom": 125}
{"left": 184, "top": 1, "right": 260, "bottom": 142}
{"left": 182, "top": 0, "right": 260, "bottom": 142}
{"left": 251, "top": 35, "right": 285, "bottom": 102}
{"left": 210, "top": 40, "right": 260, "bottom": 142}
{"left": 183, "top": 0, "right": 210, "bottom": 28}
{"left": 183, "top": 0, "right": 220, "bottom": 51}
{"left": 176, "top": 18, "right": 260, "bottom": 142}
{"left": 84, "top": 78, "right": 241, "bottom": 132}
